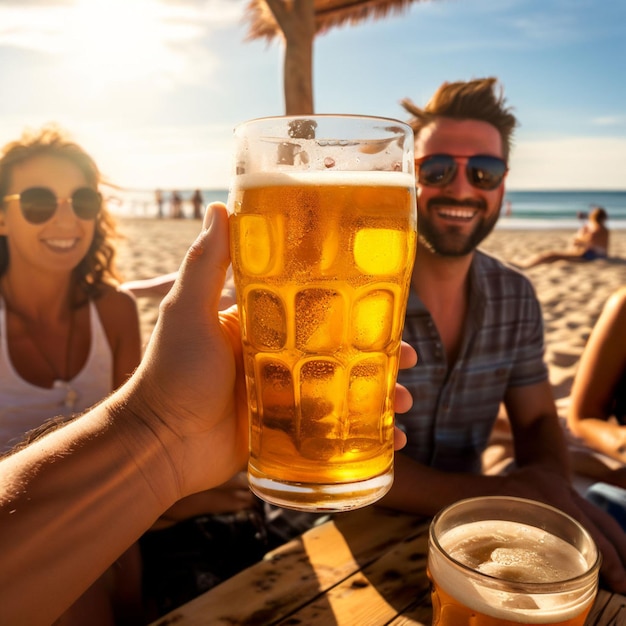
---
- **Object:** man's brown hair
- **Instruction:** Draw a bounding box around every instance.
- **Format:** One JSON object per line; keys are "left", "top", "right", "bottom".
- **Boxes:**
{"left": 401, "top": 77, "right": 518, "bottom": 162}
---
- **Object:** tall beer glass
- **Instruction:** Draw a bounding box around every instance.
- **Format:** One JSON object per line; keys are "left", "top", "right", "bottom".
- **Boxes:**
{"left": 428, "top": 496, "right": 600, "bottom": 626}
{"left": 229, "top": 115, "right": 417, "bottom": 511}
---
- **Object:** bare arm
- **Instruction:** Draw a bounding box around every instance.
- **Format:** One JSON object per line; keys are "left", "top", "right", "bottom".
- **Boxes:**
{"left": 505, "top": 380, "right": 570, "bottom": 477}
{"left": 568, "top": 288, "right": 626, "bottom": 463}
{"left": 122, "top": 272, "right": 179, "bottom": 299}
{"left": 572, "top": 224, "right": 591, "bottom": 247}
{"left": 381, "top": 452, "right": 511, "bottom": 516}
{"left": 502, "top": 380, "right": 626, "bottom": 591}
{"left": 97, "top": 288, "right": 143, "bottom": 388}
{"left": 123, "top": 267, "right": 237, "bottom": 310}
{"left": 382, "top": 381, "right": 567, "bottom": 514}
{"left": 0, "top": 401, "right": 173, "bottom": 625}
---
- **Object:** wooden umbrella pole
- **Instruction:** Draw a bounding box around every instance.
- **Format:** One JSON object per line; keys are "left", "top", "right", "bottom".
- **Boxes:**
{"left": 265, "top": 0, "right": 316, "bottom": 114}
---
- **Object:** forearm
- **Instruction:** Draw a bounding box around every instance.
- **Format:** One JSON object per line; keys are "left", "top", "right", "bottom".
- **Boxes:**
{"left": 381, "top": 450, "right": 576, "bottom": 521}
{"left": 380, "top": 453, "right": 507, "bottom": 516}
{"left": 512, "top": 413, "right": 571, "bottom": 479}
{"left": 574, "top": 418, "right": 626, "bottom": 463}
{"left": 0, "top": 389, "right": 178, "bottom": 625}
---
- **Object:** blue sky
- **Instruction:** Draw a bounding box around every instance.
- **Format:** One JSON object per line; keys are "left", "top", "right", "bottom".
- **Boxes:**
{"left": 0, "top": 0, "right": 624, "bottom": 190}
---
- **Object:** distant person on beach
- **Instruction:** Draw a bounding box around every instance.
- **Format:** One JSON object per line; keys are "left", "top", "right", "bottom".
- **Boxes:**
{"left": 191, "top": 188, "right": 204, "bottom": 219}
{"left": 0, "top": 124, "right": 143, "bottom": 623}
{"left": 170, "top": 189, "right": 183, "bottom": 218}
{"left": 515, "top": 206, "right": 609, "bottom": 268}
{"left": 383, "top": 77, "right": 626, "bottom": 592}
{"left": 155, "top": 188, "right": 164, "bottom": 218}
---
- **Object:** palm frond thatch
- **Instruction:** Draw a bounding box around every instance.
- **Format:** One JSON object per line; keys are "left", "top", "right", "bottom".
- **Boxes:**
{"left": 246, "top": 0, "right": 425, "bottom": 41}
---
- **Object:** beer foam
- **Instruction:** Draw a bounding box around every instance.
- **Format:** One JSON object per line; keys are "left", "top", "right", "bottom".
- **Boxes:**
{"left": 430, "top": 520, "right": 596, "bottom": 623}
{"left": 444, "top": 521, "right": 585, "bottom": 584}
{"left": 236, "top": 170, "right": 415, "bottom": 190}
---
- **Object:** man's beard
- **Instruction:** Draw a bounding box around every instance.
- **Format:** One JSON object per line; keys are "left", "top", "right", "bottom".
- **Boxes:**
{"left": 418, "top": 195, "right": 502, "bottom": 257}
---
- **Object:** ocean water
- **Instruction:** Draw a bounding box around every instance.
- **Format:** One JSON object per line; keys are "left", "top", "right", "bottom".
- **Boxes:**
{"left": 107, "top": 188, "right": 626, "bottom": 230}
{"left": 501, "top": 190, "right": 626, "bottom": 230}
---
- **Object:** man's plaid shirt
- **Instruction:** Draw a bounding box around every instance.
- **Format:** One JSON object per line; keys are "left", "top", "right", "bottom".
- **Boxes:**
{"left": 396, "top": 250, "right": 548, "bottom": 474}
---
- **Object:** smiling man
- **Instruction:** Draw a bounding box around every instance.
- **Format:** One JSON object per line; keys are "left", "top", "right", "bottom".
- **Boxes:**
{"left": 383, "top": 77, "right": 626, "bottom": 593}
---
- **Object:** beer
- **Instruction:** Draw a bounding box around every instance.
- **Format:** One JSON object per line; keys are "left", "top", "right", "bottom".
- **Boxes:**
{"left": 428, "top": 498, "right": 600, "bottom": 626}
{"left": 230, "top": 169, "right": 416, "bottom": 510}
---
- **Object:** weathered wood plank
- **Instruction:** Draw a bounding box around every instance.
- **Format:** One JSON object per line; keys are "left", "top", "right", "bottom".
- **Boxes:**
{"left": 584, "top": 588, "right": 626, "bottom": 625}
{"left": 150, "top": 507, "right": 421, "bottom": 626}
{"left": 274, "top": 520, "right": 431, "bottom": 625}
{"left": 388, "top": 602, "right": 432, "bottom": 626}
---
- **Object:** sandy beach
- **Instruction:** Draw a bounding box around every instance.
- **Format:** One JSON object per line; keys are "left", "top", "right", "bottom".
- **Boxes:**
{"left": 115, "top": 217, "right": 626, "bottom": 413}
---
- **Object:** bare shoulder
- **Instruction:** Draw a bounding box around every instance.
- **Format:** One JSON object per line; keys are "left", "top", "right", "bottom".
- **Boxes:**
{"left": 90, "top": 287, "right": 142, "bottom": 382}
{"left": 590, "top": 288, "right": 626, "bottom": 348}
{"left": 605, "top": 287, "right": 626, "bottom": 318}
{"left": 93, "top": 285, "right": 140, "bottom": 336}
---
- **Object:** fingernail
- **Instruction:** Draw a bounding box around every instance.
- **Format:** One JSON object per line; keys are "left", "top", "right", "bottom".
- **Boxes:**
{"left": 202, "top": 203, "right": 215, "bottom": 231}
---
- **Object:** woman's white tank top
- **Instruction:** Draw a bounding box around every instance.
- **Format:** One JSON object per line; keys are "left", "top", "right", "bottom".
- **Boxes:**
{"left": 0, "top": 298, "right": 113, "bottom": 453}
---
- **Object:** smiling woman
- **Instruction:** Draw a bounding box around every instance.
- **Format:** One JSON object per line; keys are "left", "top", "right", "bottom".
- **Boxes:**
{"left": 0, "top": 124, "right": 144, "bottom": 624}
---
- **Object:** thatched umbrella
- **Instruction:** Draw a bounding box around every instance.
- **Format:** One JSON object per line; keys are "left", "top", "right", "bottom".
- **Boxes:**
{"left": 245, "top": 0, "right": 428, "bottom": 115}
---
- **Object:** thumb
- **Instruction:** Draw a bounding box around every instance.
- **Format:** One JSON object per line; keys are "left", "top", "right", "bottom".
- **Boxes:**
{"left": 168, "top": 202, "right": 231, "bottom": 313}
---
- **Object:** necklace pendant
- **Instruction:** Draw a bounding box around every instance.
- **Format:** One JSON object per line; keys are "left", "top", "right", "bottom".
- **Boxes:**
{"left": 54, "top": 379, "right": 78, "bottom": 410}
{"left": 65, "top": 387, "right": 79, "bottom": 409}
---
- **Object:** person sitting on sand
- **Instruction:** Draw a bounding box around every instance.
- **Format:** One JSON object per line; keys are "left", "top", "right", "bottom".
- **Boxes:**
{"left": 191, "top": 188, "right": 204, "bottom": 219}
{"left": 567, "top": 286, "right": 626, "bottom": 477}
{"left": 515, "top": 206, "right": 609, "bottom": 268}
{"left": 566, "top": 286, "right": 626, "bottom": 529}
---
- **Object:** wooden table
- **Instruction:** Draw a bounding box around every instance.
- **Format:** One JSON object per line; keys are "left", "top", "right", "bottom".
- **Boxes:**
{"left": 150, "top": 506, "right": 626, "bottom": 626}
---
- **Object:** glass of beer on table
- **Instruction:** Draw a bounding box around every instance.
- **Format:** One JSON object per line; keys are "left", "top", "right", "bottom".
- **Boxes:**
{"left": 228, "top": 115, "right": 417, "bottom": 511}
{"left": 428, "top": 496, "right": 600, "bottom": 626}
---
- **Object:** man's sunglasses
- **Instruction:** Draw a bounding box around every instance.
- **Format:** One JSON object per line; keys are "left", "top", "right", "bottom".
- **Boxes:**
{"left": 2, "top": 186, "right": 102, "bottom": 224}
{"left": 415, "top": 154, "right": 508, "bottom": 191}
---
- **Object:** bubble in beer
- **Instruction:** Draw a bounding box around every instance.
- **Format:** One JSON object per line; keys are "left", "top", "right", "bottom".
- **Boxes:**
{"left": 260, "top": 360, "right": 295, "bottom": 427}
{"left": 352, "top": 289, "right": 395, "bottom": 350}
{"left": 247, "top": 289, "right": 287, "bottom": 350}
{"left": 299, "top": 394, "right": 342, "bottom": 461}
{"left": 348, "top": 358, "right": 387, "bottom": 443}
{"left": 298, "top": 359, "right": 343, "bottom": 461}
{"left": 296, "top": 289, "right": 345, "bottom": 352}
{"left": 238, "top": 214, "right": 275, "bottom": 275}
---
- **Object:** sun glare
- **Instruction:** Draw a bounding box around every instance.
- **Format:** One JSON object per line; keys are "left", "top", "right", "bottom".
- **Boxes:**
{"left": 60, "top": 0, "right": 208, "bottom": 93}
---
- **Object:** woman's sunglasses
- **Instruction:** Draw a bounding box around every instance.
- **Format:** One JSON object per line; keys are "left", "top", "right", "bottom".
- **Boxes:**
{"left": 3, "top": 186, "right": 102, "bottom": 224}
{"left": 415, "top": 154, "right": 508, "bottom": 191}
